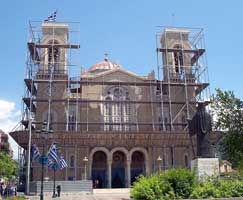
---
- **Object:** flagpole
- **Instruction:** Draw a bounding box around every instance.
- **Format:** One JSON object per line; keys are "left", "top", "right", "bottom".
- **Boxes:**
{"left": 26, "top": 117, "right": 32, "bottom": 194}
{"left": 40, "top": 142, "right": 45, "bottom": 200}
{"left": 52, "top": 167, "right": 56, "bottom": 198}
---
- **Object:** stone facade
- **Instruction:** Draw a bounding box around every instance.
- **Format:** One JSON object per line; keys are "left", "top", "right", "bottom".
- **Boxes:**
{"left": 10, "top": 22, "right": 211, "bottom": 188}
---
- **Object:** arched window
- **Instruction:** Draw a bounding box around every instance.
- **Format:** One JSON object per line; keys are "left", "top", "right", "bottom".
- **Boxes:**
{"left": 104, "top": 97, "right": 112, "bottom": 131}
{"left": 103, "top": 87, "right": 132, "bottom": 131}
{"left": 70, "top": 155, "right": 75, "bottom": 168}
{"left": 170, "top": 146, "right": 174, "bottom": 167}
{"left": 184, "top": 154, "right": 189, "bottom": 168}
{"left": 124, "top": 97, "right": 131, "bottom": 131}
{"left": 173, "top": 44, "right": 184, "bottom": 74}
{"left": 47, "top": 40, "right": 60, "bottom": 73}
{"left": 68, "top": 113, "right": 76, "bottom": 131}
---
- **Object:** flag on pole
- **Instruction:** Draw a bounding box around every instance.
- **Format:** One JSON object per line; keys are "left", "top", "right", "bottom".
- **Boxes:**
{"left": 47, "top": 158, "right": 54, "bottom": 170}
{"left": 31, "top": 144, "right": 40, "bottom": 161}
{"left": 47, "top": 143, "right": 68, "bottom": 170}
{"left": 44, "top": 10, "right": 57, "bottom": 22}
{"left": 47, "top": 143, "right": 59, "bottom": 163}
{"left": 59, "top": 156, "right": 68, "bottom": 169}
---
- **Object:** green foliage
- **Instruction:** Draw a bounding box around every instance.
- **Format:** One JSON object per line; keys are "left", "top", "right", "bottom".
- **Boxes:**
{"left": 0, "top": 152, "right": 17, "bottom": 179}
{"left": 190, "top": 181, "right": 221, "bottom": 199}
{"left": 211, "top": 88, "right": 243, "bottom": 168}
{"left": 132, "top": 169, "right": 195, "bottom": 200}
{"left": 161, "top": 168, "right": 196, "bottom": 199}
{"left": 190, "top": 179, "right": 243, "bottom": 199}
{"left": 5, "top": 196, "right": 26, "bottom": 200}
{"left": 221, "top": 171, "right": 243, "bottom": 181}
{"left": 131, "top": 175, "right": 175, "bottom": 200}
{"left": 132, "top": 168, "right": 243, "bottom": 199}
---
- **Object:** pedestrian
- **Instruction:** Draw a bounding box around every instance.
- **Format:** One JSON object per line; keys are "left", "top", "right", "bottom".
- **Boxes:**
{"left": 6, "top": 183, "right": 11, "bottom": 197}
{"left": 0, "top": 183, "right": 3, "bottom": 197}
{"left": 2, "top": 183, "right": 7, "bottom": 198}
{"left": 56, "top": 185, "right": 61, "bottom": 197}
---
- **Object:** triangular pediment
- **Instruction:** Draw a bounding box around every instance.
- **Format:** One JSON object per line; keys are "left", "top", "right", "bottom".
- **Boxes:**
{"left": 85, "top": 68, "right": 148, "bottom": 82}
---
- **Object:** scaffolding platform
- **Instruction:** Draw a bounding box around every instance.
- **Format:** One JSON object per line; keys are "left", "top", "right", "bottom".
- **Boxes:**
{"left": 23, "top": 97, "right": 36, "bottom": 113}
{"left": 24, "top": 79, "right": 37, "bottom": 95}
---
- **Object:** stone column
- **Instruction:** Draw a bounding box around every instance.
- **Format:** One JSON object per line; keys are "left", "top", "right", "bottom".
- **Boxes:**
{"left": 126, "top": 160, "right": 131, "bottom": 188}
{"left": 65, "top": 146, "right": 68, "bottom": 180}
{"left": 74, "top": 145, "right": 77, "bottom": 180}
{"left": 108, "top": 160, "right": 112, "bottom": 188}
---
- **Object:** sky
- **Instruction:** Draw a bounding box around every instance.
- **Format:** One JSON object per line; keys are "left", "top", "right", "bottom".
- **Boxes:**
{"left": 0, "top": 0, "right": 243, "bottom": 157}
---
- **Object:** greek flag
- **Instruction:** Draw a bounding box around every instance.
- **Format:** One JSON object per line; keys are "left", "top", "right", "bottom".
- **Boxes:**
{"left": 47, "top": 143, "right": 59, "bottom": 163}
{"left": 44, "top": 10, "right": 57, "bottom": 22}
{"left": 59, "top": 156, "right": 68, "bottom": 169}
{"left": 31, "top": 144, "right": 40, "bottom": 161}
{"left": 48, "top": 159, "right": 54, "bottom": 170}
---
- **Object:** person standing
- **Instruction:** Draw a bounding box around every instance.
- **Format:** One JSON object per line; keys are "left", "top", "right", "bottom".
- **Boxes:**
{"left": 56, "top": 185, "right": 61, "bottom": 197}
{"left": 0, "top": 183, "right": 3, "bottom": 197}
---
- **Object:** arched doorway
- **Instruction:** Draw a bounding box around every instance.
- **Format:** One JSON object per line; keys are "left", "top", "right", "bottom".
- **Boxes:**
{"left": 131, "top": 151, "right": 145, "bottom": 185}
{"left": 112, "top": 151, "right": 126, "bottom": 188}
{"left": 92, "top": 151, "right": 107, "bottom": 188}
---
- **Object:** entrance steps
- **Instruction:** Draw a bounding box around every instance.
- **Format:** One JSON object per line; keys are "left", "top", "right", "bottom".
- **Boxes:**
{"left": 25, "top": 188, "right": 131, "bottom": 200}
{"left": 29, "top": 180, "right": 93, "bottom": 193}
{"left": 93, "top": 188, "right": 131, "bottom": 194}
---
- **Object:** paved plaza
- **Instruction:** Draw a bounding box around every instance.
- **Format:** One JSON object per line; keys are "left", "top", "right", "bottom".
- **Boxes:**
{"left": 25, "top": 189, "right": 131, "bottom": 200}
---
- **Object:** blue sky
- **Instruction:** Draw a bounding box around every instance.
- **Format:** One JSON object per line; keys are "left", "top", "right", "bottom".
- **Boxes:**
{"left": 0, "top": 0, "right": 242, "bottom": 138}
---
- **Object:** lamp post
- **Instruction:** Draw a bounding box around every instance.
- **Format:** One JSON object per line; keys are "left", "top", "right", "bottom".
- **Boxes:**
{"left": 83, "top": 156, "right": 88, "bottom": 180}
{"left": 52, "top": 163, "right": 58, "bottom": 198}
{"left": 36, "top": 121, "right": 53, "bottom": 200}
{"left": 157, "top": 156, "right": 162, "bottom": 172}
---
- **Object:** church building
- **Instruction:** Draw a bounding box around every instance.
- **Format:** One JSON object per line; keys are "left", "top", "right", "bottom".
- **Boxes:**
{"left": 10, "top": 21, "right": 211, "bottom": 188}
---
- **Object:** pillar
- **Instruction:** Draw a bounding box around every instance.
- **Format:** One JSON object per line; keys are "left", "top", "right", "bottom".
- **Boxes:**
{"left": 108, "top": 160, "right": 112, "bottom": 188}
{"left": 126, "top": 160, "right": 131, "bottom": 188}
{"left": 74, "top": 145, "right": 77, "bottom": 180}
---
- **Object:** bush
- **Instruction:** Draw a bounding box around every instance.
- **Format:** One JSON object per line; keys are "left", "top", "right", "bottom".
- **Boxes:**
{"left": 161, "top": 168, "right": 196, "bottom": 199}
{"left": 190, "top": 181, "right": 221, "bottom": 199}
{"left": 5, "top": 196, "right": 26, "bottom": 200}
{"left": 132, "top": 169, "right": 243, "bottom": 199}
{"left": 219, "top": 180, "right": 243, "bottom": 198}
{"left": 221, "top": 171, "right": 243, "bottom": 181}
{"left": 131, "top": 175, "right": 175, "bottom": 200}
{"left": 190, "top": 179, "right": 243, "bottom": 199}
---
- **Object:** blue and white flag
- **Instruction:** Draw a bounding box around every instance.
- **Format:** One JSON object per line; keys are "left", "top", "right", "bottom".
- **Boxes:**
{"left": 31, "top": 144, "right": 40, "bottom": 161}
{"left": 47, "top": 143, "right": 59, "bottom": 163}
{"left": 59, "top": 156, "right": 68, "bottom": 169}
{"left": 44, "top": 10, "right": 57, "bottom": 22}
{"left": 47, "top": 158, "right": 54, "bottom": 170}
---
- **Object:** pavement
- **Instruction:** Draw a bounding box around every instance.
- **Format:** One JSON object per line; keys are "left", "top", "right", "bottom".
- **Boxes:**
{"left": 24, "top": 189, "right": 131, "bottom": 200}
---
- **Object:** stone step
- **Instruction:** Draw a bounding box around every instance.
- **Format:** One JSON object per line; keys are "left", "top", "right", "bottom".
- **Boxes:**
{"left": 30, "top": 180, "right": 93, "bottom": 193}
{"left": 25, "top": 193, "right": 131, "bottom": 200}
{"left": 93, "top": 188, "right": 131, "bottom": 194}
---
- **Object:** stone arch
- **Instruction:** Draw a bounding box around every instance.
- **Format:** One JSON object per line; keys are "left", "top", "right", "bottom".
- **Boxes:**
{"left": 89, "top": 147, "right": 111, "bottom": 162}
{"left": 110, "top": 147, "right": 128, "bottom": 188}
{"left": 88, "top": 147, "right": 111, "bottom": 181}
{"left": 128, "top": 147, "right": 149, "bottom": 162}
{"left": 128, "top": 147, "right": 149, "bottom": 176}
{"left": 110, "top": 147, "right": 129, "bottom": 159}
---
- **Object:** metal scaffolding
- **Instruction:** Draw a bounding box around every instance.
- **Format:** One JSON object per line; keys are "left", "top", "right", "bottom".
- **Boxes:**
{"left": 9, "top": 22, "right": 211, "bottom": 188}
{"left": 18, "top": 24, "right": 210, "bottom": 134}
{"left": 156, "top": 26, "right": 210, "bottom": 131}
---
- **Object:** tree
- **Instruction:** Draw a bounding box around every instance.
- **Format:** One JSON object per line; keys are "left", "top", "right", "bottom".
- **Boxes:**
{"left": 211, "top": 88, "right": 243, "bottom": 169}
{"left": 0, "top": 152, "right": 17, "bottom": 179}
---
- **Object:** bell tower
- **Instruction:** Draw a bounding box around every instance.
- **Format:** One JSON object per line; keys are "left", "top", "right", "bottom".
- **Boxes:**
{"left": 156, "top": 27, "right": 209, "bottom": 131}
{"left": 160, "top": 28, "right": 193, "bottom": 81}
{"left": 39, "top": 22, "right": 69, "bottom": 74}
{"left": 35, "top": 22, "right": 70, "bottom": 130}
